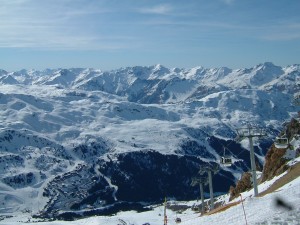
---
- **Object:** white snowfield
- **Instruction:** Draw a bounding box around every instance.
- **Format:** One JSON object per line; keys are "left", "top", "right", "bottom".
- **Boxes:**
{"left": 0, "top": 63, "right": 299, "bottom": 224}
{"left": 0, "top": 63, "right": 299, "bottom": 156}
{"left": 1, "top": 158, "right": 299, "bottom": 225}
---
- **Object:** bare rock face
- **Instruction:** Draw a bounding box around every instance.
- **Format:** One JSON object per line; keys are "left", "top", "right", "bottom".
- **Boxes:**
{"left": 229, "top": 172, "right": 252, "bottom": 201}
{"left": 261, "top": 146, "right": 288, "bottom": 182}
{"left": 229, "top": 116, "right": 300, "bottom": 201}
{"left": 261, "top": 118, "right": 300, "bottom": 182}
{"left": 229, "top": 146, "right": 288, "bottom": 200}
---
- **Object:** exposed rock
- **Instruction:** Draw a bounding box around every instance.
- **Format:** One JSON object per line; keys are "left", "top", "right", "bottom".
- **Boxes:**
{"left": 286, "top": 118, "right": 300, "bottom": 139}
{"left": 229, "top": 172, "right": 252, "bottom": 201}
{"left": 229, "top": 116, "right": 300, "bottom": 200}
{"left": 261, "top": 117, "right": 300, "bottom": 182}
{"left": 261, "top": 146, "right": 288, "bottom": 182}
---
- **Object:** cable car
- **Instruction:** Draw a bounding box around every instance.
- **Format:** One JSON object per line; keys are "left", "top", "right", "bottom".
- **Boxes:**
{"left": 274, "top": 136, "right": 289, "bottom": 149}
{"left": 175, "top": 218, "right": 182, "bottom": 223}
{"left": 220, "top": 156, "right": 232, "bottom": 166}
{"left": 220, "top": 147, "right": 233, "bottom": 167}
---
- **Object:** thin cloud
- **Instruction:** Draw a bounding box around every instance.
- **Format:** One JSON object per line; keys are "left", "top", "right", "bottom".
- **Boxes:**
{"left": 258, "top": 22, "right": 300, "bottom": 41}
{"left": 220, "top": 0, "right": 235, "bottom": 5}
{"left": 261, "top": 33, "right": 300, "bottom": 41}
{"left": 0, "top": 0, "right": 129, "bottom": 50}
{"left": 138, "top": 4, "right": 172, "bottom": 15}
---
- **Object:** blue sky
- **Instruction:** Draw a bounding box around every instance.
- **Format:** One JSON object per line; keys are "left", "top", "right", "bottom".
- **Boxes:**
{"left": 0, "top": 0, "right": 299, "bottom": 71}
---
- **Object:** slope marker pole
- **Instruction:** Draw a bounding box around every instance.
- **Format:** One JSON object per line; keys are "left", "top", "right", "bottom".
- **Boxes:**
{"left": 240, "top": 194, "right": 248, "bottom": 225}
{"left": 164, "top": 197, "right": 167, "bottom": 225}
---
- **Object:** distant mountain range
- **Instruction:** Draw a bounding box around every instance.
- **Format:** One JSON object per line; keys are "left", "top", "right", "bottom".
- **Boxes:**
{"left": 0, "top": 62, "right": 299, "bottom": 219}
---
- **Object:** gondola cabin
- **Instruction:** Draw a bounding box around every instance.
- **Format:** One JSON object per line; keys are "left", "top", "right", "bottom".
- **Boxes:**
{"left": 220, "top": 156, "right": 232, "bottom": 167}
{"left": 274, "top": 137, "right": 289, "bottom": 149}
{"left": 175, "top": 218, "right": 182, "bottom": 223}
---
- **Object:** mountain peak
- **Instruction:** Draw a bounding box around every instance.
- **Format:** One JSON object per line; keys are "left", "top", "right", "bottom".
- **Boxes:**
{"left": 0, "top": 62, "right": 299, "bottom": 220}
{"left": 152, "top": 64, "right": 169, "bottom": 73}
{"left": 262, "top": 62, "right": 276, "bottom": 67}
{"left": 0, "top": 69, "right": 8, "bottom": 75}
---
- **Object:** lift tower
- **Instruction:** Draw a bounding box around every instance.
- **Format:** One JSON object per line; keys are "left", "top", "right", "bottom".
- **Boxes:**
{"left": 236, "top": 125, "right": 267, "bottom": 197}
{"left": 191, "top": 176, "right": 207, "bottom": 214}
{"left": 199, "top": 164, "right": 219, "bottom": 210}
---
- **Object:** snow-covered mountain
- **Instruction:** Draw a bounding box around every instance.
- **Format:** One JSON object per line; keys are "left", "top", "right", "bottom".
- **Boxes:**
{"left": 0, "top": 62, "right": 299, "bottom": 219}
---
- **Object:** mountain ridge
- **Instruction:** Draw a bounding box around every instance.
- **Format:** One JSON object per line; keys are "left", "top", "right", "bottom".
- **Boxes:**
{"left": 0, "top": 62, "right": 299, "bottom": 219}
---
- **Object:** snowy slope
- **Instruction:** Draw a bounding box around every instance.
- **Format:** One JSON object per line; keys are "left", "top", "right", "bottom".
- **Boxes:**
{"left": 0, "top": 62, "right": 299, "bottom": 219}
{"left": 1, "top": 157, "right": 299, "bottom": 225}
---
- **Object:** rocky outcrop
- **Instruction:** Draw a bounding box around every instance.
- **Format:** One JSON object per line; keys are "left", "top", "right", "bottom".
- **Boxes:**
{"left": 229, "top": 172, "right": 252, "bottom": 201}
{"left": 229, "top": 116, "right": 300, "bottom": 200}
{"left": 261, "top": 118, "right": 300, "bottom": 182}
{"left": 260, "top": 146, "right": 289, "bottom": 182}
{"left": 229, "top": 118, "right": 300, "bottom": 200}
{"left": 286, "top": 117, "right": 300, "bottom": 140}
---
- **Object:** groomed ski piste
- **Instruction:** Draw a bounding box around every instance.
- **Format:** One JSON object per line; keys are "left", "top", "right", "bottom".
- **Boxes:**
{"left": 1, "top": 157, "right": 299, "bottom": 225}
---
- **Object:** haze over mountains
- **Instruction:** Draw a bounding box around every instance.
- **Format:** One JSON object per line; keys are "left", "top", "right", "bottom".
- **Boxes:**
{"left": 0, "top": 62, "right": 299, "bottom": 219}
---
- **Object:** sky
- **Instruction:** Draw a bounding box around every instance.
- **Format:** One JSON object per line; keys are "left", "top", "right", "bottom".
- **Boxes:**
{"left": 0, "top": 0, "right": 300, "bottom": 71}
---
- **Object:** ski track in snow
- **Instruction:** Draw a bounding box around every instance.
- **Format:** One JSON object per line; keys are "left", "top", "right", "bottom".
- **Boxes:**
{"left": 94, "top": 164, "right": 118, "bottom": 201}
